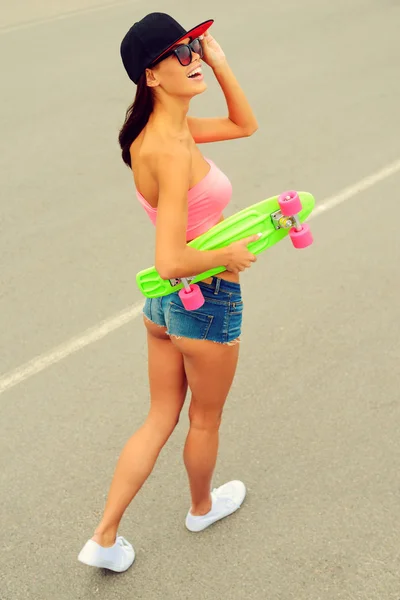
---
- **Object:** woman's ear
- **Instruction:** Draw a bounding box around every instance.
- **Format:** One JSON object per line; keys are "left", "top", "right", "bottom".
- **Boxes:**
{"left": 145, "top": 68, "right": 159, "bottom": 88}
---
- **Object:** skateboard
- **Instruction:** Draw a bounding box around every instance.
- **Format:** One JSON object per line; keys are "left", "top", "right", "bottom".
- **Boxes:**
{"left": 136, "top": 190, "right": 315, "bottom": 310}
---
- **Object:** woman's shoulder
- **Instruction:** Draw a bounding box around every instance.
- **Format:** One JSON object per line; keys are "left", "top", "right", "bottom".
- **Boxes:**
{"left": 132, "top": 133, "right": 191, "bottom": 176}
{"left": 130, "top": 132, "right": 192, "bottom": 201}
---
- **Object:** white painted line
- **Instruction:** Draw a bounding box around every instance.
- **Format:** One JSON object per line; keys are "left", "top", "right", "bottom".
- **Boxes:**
{"left": 1, "top": 157, "right": 400, "bottom": 396}
{"left": 0, "top": 0, "right": 133, "bottom": 35}
{"left": 309, "top": 158, "right": 400, "bottom": 219}
{"left": 0, "top": 303, "right": 143, "bottom": 396}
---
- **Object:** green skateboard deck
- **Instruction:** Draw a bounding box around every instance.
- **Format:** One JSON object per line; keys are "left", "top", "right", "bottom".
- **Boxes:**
{"left": 136, "top": 191, "right": 315, "bottom": 299}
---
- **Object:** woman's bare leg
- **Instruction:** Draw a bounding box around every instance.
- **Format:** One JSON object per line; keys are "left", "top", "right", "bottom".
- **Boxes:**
{"left": 93, "top": 318, "right": 188, "bottom": 546}
{"left": 170, "top": 336, "right": 240, "bottom": 516}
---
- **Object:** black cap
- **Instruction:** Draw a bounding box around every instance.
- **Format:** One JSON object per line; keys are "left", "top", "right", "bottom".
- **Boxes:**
{"left": 120, "top": 12, "right": 214, "bottom": 84}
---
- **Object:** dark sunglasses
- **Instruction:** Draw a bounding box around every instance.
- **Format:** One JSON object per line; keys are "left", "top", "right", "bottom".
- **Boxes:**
{"left": 152, "top": 37, "right": 203, "bottom": 68}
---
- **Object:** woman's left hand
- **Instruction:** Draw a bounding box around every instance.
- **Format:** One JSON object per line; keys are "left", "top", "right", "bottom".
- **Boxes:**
{"left": 200, "top": 30, "right": 226, "bottom": 69}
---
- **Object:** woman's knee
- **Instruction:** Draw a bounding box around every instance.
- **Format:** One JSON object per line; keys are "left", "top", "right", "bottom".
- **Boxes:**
{"left": 146, "top": 410, "right": 180, "bottom": 441}
{"left": 188, "top": 405, "right": 223, "bottom": 432}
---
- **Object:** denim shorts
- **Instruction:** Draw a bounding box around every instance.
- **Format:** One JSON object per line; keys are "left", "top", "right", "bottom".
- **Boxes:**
{"left": 142, "top": 277, "right": 243, "bottom": 344}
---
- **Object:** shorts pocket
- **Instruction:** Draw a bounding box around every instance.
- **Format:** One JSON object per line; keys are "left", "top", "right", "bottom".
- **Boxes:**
{"left": 227, "top": 300, "right": 243, "bottom": 341}
{"left": 229, "top": 300, "right": 243, "bottom": 315}
{"left": 167, "top": 302, "right": 214, "bottom": 340}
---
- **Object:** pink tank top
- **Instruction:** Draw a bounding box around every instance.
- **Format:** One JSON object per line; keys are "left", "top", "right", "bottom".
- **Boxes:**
{"left": 136, "top": 158, "right": 232, "bottom": 241}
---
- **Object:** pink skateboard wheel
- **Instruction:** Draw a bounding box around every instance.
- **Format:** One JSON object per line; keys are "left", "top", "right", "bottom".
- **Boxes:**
{"left": 289, "top": 223, "right": 313, "bottom": 249}
{"left": 178, "top": 284, "right": 205, "bottom": 310}
{"left": 278, "top": 190, "right": 302, "bottom": 216}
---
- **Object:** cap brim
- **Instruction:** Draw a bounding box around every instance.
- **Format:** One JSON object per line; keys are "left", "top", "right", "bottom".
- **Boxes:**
{"left": 151, "top": 19, "right": 214, "bottom": 64}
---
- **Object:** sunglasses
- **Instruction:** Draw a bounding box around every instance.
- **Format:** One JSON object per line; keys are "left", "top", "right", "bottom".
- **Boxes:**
{"left": 152, "top": 37, "right": 203, "bottom": 68}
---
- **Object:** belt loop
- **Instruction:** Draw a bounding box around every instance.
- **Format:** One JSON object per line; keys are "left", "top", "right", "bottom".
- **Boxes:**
{"left": 214, "top": 277, "right": 221, "bottom": 295}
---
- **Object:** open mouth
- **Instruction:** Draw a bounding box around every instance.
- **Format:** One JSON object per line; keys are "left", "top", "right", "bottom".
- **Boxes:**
{"left": 187, "top": 66, "right": 203, "bottom": 79}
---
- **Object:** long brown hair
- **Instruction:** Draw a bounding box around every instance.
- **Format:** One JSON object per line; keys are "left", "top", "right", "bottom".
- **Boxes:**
{"left": 118, "top": 73, "right": 154, "bottom": 168}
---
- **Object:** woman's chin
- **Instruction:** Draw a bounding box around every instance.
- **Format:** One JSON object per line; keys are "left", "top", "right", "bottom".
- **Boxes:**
{"left": 188, "top": 79, "right": 208, "bottom": 97}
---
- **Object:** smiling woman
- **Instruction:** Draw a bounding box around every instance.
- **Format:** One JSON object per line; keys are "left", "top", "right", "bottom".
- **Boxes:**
{"left": 78, "top": 11, "right": 259, "bottom": 574}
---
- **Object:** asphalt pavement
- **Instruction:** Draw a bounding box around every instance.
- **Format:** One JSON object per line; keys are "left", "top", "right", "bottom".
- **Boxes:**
{"left": 1, "top": 1, "right": 400, "bottom": 599}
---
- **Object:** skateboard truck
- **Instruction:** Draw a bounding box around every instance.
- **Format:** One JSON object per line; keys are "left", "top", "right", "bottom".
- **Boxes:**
{"left": 169, "top": 275, "right": 195, "bottom": 288}
{"left": 276, "top": 191, "right": 313, "bottom": 249}
{"left": 271, "top": 210, "right": 296, "bottom": 230}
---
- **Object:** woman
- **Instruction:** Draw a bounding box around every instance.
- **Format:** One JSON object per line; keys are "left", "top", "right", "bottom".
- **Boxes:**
{"left": 78, "top": 12, "right": 260, "bottom": 573}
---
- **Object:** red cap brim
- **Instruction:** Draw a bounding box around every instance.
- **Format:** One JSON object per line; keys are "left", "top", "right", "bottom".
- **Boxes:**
{"left": 152, "top": 19, "right": 214, "bottom": 64}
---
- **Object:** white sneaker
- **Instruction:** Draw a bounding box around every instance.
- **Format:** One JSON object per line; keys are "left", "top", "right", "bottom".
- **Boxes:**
{"left": 78, "top": 535, "right": 135, "bottom": 572}
{"left": 185, "top": 480, "right": 247, "bottom": 533}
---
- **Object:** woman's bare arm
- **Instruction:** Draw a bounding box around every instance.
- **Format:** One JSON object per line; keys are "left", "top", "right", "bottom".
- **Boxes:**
{"left": 153, "top": 144, "right": 230, "bottom": 280}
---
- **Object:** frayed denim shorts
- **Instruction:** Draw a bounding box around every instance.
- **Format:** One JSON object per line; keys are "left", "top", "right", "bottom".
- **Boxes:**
{"left": 143, "top": 277, "right": 243, "bottom": 344}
